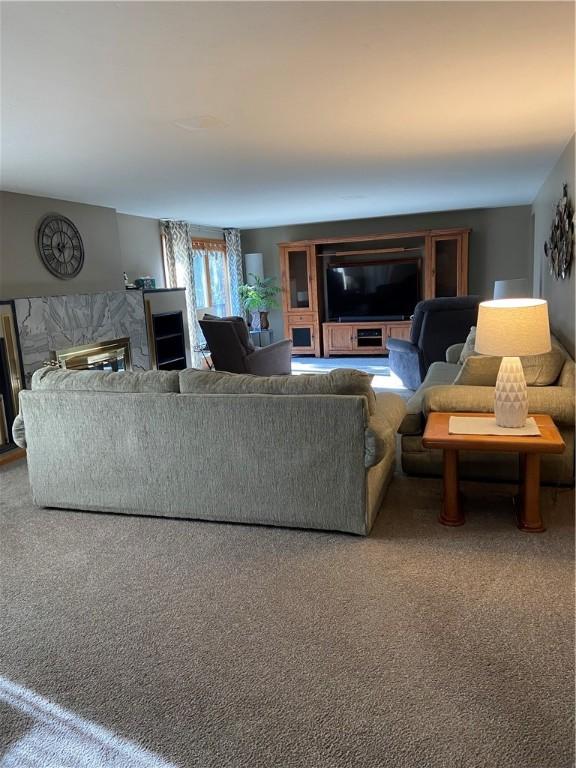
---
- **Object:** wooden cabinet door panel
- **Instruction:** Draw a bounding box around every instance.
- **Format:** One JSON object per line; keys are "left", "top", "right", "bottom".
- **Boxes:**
{"left": 326, "top": 325, "right": 354, "bottom": 352}
{"left": 387, "top": 322, "right": 412, "bottom": 342}
{"left": 288, "top": 323, "right": 320, "bottom": 356}
{"left": 282, "top": 247, "right": 315, "bottom": 313}
{"left": 429, "top": 232, "right": 469, "bottom": 298}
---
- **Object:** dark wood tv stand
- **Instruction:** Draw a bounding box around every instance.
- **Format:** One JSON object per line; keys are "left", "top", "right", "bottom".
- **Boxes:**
{"left": 279, "top": 227, "right": 470, "bottom": 357}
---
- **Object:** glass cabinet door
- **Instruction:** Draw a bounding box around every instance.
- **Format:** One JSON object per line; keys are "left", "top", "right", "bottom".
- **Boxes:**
{"left": 290, "top": 326, "right": 313, "bottom": 349}
{"left": 286, "top": 249, "right": 311, "bottom": 311}
{"left": 432, "top": 237, "right": 460, "bottom": 297}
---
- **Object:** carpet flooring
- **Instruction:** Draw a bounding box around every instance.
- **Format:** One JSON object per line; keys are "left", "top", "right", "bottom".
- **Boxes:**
{"left": 0, "top": 460, "right": 574, "bottom": 768}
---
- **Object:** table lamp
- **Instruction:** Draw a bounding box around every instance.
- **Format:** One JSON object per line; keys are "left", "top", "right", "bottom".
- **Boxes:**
{"left": 475, "top": 299, "right": 551, "bottom": 428}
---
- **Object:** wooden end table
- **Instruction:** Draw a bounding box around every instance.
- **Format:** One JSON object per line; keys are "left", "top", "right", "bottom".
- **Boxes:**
{"left": 422, "top": 413, "right": 565, "bottom": 532}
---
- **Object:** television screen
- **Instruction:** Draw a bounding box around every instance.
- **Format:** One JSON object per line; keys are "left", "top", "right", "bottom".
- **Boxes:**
{"left": 326, "top": 260, "right": 419, "bottom": 321}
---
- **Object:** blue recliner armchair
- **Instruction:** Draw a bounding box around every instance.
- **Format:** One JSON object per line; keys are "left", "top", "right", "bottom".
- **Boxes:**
{"left": 387, "top": 296, "right": 480, "bottom": 390}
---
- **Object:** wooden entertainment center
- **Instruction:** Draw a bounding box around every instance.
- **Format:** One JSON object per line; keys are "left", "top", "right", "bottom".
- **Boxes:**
{"left": 279, "top": 227, "right": 470, "bottom": 357}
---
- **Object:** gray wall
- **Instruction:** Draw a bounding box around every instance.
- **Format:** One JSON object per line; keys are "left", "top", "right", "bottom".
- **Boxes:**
{"left": 0, "top": 192, "right": 164, "bottom": 299}
{"left": 241, "top": 206, "right": 533, "bottom": 341}
{"left": 532, "top": 135, "right": 575, "bottom": 357}
{"left": 116, "top": 213, "right": 164, "bottom": 288}
{"left": 0, "top": 192, "right": 124, "bottom": 298}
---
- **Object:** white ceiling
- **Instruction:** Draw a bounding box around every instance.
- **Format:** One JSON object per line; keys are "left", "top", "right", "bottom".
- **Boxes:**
{"left": 1, "top": 2, "right": 574, "bottom": 228}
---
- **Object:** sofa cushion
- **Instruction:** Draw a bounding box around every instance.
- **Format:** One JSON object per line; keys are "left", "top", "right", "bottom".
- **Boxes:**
{"left": 399, "top": 362, "right": 459, "bottom": 434}
{"left": 458, "top": 326, "right": 477, "bottom": 364}
{"left": 373, "top": 392, "right": 407, "bottom": 433}
{"left": 11, "top": 413, "right": 26, "bottom": 449}
{"left": 31, "top": 366, "right": 180, "bottom": 393}
{"left": 179, "top": 368, "right": 377, "bottom": 414}
{"left": 422, "top": 384, "right": 575, "bottom": 428}
{"left": 365, "top": 393, "right": 407, "bottom": 468}
{"left": 364, "top": 426, "right": 390, "bottom": 468}
{"left": 454, "top": 343, "right": 566, "bottom": 387}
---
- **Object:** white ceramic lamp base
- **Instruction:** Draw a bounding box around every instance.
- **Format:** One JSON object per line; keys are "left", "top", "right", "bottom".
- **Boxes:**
{"left": 494, "top": 356, "right": 528, "bottom": 428}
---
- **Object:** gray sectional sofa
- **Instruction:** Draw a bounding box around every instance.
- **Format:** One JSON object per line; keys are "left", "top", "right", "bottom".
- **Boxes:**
{"left": 399, "top": 334, "right": 575, "bottom": 484}
{"left": 13, "top": 367, "right": 406, "bottom": 535}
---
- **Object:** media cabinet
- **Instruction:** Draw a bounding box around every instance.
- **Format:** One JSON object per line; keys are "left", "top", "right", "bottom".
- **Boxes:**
{"left": 322, "top": 321, "right": 412, "bottom": 357}
{"left": 279, "top": 227, "right": 470, "bottom": 357}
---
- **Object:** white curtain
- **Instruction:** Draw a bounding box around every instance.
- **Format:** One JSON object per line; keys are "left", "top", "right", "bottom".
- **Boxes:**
{"left": 159, "top": 220, "right": 203, "bottom": 367}
{"left": 224, "top": 228, "right": 244, "bottom": 316}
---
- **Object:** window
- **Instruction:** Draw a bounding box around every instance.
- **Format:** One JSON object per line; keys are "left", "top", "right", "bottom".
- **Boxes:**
{"left": 173, "top": 238, "right": 232, "bottom": 317}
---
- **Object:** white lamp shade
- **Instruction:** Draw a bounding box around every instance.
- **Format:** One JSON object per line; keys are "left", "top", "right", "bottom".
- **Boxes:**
{"left": 244, "top": 253, "right": 264, "bottom": 285}
{"left": 475, "top": 299, "right": 551, "bottom": 357}
{"left": 493, "top": 278, "right": 530, "bottom": 299}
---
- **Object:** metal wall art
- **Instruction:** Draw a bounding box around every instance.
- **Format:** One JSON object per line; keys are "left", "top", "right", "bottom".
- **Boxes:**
{"left": 544, "top": 183, "right": 574, "bottom": 280}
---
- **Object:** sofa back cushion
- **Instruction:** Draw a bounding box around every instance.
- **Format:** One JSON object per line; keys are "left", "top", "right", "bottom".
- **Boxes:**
{"left": 179, "top": 368, "right": 377, "bottom": 414}
{"left": 201, "top": 314, "right": 255, "bottom": 353}
{"left": 458, "top": 326, "right": 477, "bottom": 364}
{"left": 31, "top": 366, "right": 180, "bottom": 393}
{"left": 454, "top": 342, "right": 566, "bottom": 387}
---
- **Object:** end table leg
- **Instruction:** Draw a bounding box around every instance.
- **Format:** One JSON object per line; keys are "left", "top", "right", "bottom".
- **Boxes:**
{"left": 440, "top": 449, "right": 464, "bottom": 526}
{"left": 518, "top": 453, "right": 546, "bottom": 532}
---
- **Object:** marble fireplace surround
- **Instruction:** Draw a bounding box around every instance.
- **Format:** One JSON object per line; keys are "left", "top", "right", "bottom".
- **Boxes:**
{"left": 14, "top": 290, "right": 150, "bottom": 385}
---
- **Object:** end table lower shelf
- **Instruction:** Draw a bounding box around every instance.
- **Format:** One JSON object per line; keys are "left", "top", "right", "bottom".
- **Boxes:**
{"left": 422, "top": 412, "right": 565, "bottom": 532}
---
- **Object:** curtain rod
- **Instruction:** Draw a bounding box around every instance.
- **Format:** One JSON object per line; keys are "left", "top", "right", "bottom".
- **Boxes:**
{"left": 161, "top": 220, "right": 228, "bottom": 233}
{"left": 188, "top": 224, "right": 226, "bottom": 233}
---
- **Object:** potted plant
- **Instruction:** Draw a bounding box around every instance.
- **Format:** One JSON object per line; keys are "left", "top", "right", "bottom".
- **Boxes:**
{"left": 238, "top": 274, "right": 282, "bottom": 330}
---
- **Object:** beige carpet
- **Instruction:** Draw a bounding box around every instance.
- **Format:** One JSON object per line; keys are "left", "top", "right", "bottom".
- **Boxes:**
{"left": 0, "top": 460, "right": 574, "bottom": 768}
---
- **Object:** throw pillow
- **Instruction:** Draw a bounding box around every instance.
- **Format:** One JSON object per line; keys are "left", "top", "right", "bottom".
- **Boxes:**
{"left": 454, "top": 342, "right": 565, "bottom": 387}
{"left": 458, "top": 326, "right": 477, "bottom": 365}
{"left": 179, "top": 368, "right": 377, "bottom": 414}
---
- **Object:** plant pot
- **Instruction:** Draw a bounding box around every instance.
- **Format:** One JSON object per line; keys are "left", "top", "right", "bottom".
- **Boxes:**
{"left": 259, "top": 311, "right": 270, "bottom": 330}
{"left": 250, "top": 310, "right": 261, "bottom": 331}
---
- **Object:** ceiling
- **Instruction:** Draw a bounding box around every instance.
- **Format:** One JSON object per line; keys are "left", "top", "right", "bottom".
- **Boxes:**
{"left": 1, "top": 2, "right": 574, "bottom": 228}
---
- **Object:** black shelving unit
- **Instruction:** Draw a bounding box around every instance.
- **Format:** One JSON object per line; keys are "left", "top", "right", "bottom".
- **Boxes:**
{"left": 152, "top": 311, "right": 187, "bottom": 370}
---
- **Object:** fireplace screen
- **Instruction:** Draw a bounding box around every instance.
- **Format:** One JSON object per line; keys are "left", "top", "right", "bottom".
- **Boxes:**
{"left": 50, "top": 337, "right": 132, "bottom": 371}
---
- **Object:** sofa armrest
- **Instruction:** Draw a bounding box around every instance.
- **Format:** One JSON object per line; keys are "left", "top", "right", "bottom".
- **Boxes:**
{"left": 423, "top": 385, "right": 576, "bottom": 428}
{"left": 245, "top": 339, "right": 293, "bottom": 376}
{"left": 386, "top": 337, "right": 417, "bottom": 355}
{"left": 387, "top": 338, "right": 422, "bottom": 390}
{"left": 445, "top": 343, "right": 464, "bottom": 364}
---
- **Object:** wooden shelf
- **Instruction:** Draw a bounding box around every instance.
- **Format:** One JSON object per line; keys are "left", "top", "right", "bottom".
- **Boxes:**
{"left": 152, "top": 311, "right": 187, "bottom": 370}
{"left": 323, "top": 246, "right": 422, "bottom": 258}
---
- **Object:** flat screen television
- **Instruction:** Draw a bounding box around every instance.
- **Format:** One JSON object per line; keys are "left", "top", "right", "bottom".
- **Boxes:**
{"left": 325, "top": 259, "right": 420, "bottom": 321}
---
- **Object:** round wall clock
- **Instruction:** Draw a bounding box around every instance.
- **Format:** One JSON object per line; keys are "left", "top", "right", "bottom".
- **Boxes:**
{"left": 37, "top": 214, "right": 85, "bottom": 279}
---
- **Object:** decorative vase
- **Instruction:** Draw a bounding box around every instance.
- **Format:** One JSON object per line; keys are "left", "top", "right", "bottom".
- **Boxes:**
{"left": 250, "top": 310, "right": 261, "bottom": 331}
{"left": 259, "top": 311, "right": 270, "bottom": 330}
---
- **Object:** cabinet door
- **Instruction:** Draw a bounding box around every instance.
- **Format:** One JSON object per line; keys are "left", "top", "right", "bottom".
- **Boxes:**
{"left": 387, "top": 322, "right": 412, "bottom": 342}
{"left": 283, "top": 247, "right": 314, "bottom": 312}
{"left": 430, "top": 234, "right": 469, "bottom": 297}
{"left": 431, "top": 236, "right": 460, "bottom": 297}
{"left": 326, "top": 325, "right": 354, "bottom": 353}
{"left": 288, "top": 323, "right": 319, "bottom": 355}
